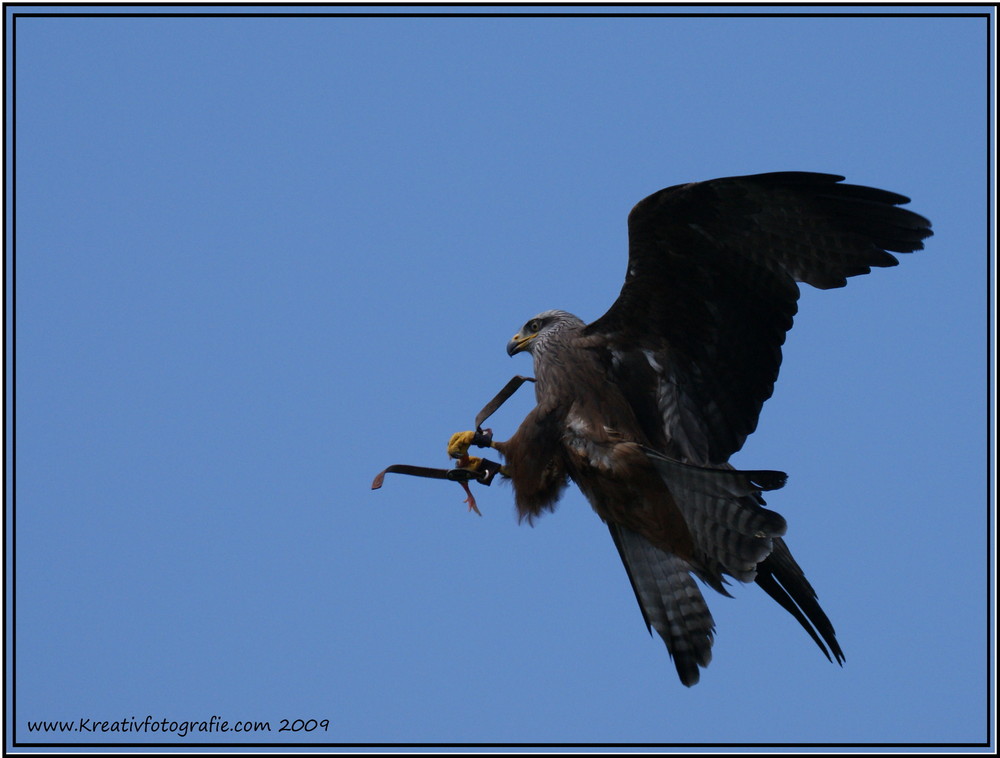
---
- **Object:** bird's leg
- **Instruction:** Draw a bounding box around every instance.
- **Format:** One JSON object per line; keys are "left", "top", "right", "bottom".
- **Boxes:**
{"left": 447, "top": 430, "right": 497, "bottom": 459}
{"left": 445, "top": 432, "right": 507, "bottom": 515}
{"left": 442, "top": 376, "right": 533, "bottom": 513}
{"left": 444, "top": 449, "right": 488, "bottom": 515}
{"left": 448, "top": 374, "right": 535, "bottom": 460}
{"left": 447, "top": 430, "right": 477, "bottom": 460}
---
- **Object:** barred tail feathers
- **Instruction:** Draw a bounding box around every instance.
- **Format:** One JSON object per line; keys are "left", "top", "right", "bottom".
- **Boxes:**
{"left": 644, "top": 451, "right": 788, "bottom": 582}
{"left": 643, "top": 450, "right": 844, "bottom": 665}
{"left": 609, "top": 522, "right": 714, "bottom": 686}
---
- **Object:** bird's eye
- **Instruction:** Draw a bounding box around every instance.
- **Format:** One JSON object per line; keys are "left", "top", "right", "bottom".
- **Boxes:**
{"left": 528, "top": 319, "right": 542, "bottom": 333}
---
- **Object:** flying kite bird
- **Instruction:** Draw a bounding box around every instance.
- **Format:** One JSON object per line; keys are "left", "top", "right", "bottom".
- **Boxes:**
{"left": 373, "top": 171, "right": 932, "bottom": 686}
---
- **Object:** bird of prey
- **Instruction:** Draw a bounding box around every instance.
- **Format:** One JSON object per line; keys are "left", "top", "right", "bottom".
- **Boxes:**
{"left": 395, "top": 171, "right": 932, "bottom": 686}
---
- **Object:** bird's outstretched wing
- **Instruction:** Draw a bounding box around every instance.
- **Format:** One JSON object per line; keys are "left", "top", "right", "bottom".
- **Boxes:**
{"left": 583, "top": 171, "right": 932, "bottom": 464}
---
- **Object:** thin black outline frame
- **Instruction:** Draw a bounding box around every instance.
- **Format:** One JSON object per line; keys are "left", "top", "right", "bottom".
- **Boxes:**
{"left": 1, "top": 3, "right": 994, "bottom": 751}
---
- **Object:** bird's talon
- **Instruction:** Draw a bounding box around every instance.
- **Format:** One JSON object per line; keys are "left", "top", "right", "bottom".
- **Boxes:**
{"left": 447, "top": 430, "right": 477, "bottom": 459}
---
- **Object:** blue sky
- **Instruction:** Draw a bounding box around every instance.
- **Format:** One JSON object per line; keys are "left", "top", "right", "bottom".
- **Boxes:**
{"left": 4, "top": 5, "right": 993, "bottom": 750}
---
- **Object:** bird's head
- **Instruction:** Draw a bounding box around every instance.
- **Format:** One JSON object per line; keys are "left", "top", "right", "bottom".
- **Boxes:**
{"left": 506, "top": 310, "right": 585, "bottom": 357}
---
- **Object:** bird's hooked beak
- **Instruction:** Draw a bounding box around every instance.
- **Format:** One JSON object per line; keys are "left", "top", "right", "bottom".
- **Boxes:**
{"left": 506, "top": 331, "right": 536, "bottom": 356}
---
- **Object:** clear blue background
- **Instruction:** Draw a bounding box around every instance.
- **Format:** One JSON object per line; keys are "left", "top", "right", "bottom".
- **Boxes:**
{"left": 5, "top": 7, "right": 991, "bottom": 748}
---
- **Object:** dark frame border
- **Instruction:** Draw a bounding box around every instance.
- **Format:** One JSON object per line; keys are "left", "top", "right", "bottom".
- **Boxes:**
{"left": 3, "top": 3, "right": 994, "bottom": 751}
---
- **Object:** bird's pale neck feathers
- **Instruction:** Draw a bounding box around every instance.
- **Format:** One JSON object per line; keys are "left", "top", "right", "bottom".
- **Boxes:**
{"left": 526, "top": 311, "right": 586, "bottom": 390}
{"left": 529, "top": 311, "right": 585, "bottom": 355}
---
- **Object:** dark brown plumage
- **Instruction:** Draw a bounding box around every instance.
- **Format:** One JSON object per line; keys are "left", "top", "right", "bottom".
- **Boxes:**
{"left": 490, "top": 172, "right": 931, "bottom": 686}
